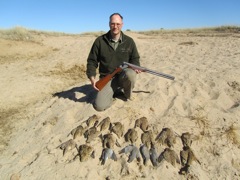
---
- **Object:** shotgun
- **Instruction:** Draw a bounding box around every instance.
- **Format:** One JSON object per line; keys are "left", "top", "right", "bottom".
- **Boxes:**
{"left": 95, "top": 62, "right": 175, "bottom": 91}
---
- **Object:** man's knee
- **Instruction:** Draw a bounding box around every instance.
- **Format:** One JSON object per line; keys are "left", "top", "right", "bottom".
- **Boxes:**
{"left": 93, "top": 101, "right": 111, "bottom": 111}
{"left": 93, "top": 103, "right": 105, "bottom": 111}
{"left": 124, "top": 68, "right": 136, "bottom": 82}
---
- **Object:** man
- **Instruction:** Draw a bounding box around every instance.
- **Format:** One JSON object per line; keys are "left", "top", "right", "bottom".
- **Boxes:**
{"left": 86, "top": 13, "right": 141, "bottom": 111}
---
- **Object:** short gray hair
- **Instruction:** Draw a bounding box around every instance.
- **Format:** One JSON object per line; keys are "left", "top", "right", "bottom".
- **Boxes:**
{"left": 109, "top": 13, "right": 123, "bottom": 21}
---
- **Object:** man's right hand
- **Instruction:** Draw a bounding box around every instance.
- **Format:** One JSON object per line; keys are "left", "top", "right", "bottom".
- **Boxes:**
{"left": 90, "top": 76, "right": 99, "bottom": 91}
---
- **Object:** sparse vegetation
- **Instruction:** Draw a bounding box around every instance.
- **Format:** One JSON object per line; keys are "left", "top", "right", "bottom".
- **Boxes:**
{"left": 0, "top": 26, "right": 34, "bottom": 41}
{"left": 80, "top": 31, "right": 105, "bottom": 37}
{"left": 43, "top": 116, "right": 59, "bottom": 126}
{"left": 189, "top": 106, "right": 209, "bottom": 129}
{"left": 214, "top": 26, "right": 240, "bottom": 33}
{"left": 137, "top": 26, "right": 240, "bottom": 36}
{"left": 47, "top": 62, "right": 87, "bottom": 81}
{"left": 0, "top": 107, "right": 22, "bottom": 152}
{"left": 221, "top": 124, "right": 240, "bottom": 146}
{"left": 0, "top": 26, "right": 79, "bottom": 41}
{"left": 1, "top": 26, "right": 239, "bottom": 40}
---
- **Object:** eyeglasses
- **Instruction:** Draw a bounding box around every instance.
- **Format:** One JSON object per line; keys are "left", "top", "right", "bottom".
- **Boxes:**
{"left": 110, "top": 23, "right": 122, "bottom": 27}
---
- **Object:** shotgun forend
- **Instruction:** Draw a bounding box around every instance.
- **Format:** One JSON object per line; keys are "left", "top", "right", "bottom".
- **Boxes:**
{"left": 123, "top": 62, "right": 175, "bottom": 80}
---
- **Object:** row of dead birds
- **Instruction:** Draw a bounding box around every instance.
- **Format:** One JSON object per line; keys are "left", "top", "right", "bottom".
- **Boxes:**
{"left": 57, "top": 114, "right": 200, "bottom": 174}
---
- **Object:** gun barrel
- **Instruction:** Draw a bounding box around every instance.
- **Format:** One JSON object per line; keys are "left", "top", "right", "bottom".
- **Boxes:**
{"left": 145, "top": 69, "right": 175, "bottom": 80}
{"left": 123, "top": 62, "right": 175, "bottom": 80}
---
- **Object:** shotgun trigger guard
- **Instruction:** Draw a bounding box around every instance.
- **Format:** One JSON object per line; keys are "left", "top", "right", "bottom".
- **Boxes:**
{"left": 120, "top": 63, "right": 128, "bottom": 69}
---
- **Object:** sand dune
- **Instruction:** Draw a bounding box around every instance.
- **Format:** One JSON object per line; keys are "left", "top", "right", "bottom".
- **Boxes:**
{"left": 0, "top": 29, "right": 240, "bottom": 179}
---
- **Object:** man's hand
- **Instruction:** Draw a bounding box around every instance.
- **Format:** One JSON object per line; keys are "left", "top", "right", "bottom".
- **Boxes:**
{"left": 90, "top": 76, "right": 99, "bottom": 91}
{"left": 127, "top": 66, "right": 142, "bottom": 74}
{"left": 134, "top": 69, "right": 142, "bottom": 74}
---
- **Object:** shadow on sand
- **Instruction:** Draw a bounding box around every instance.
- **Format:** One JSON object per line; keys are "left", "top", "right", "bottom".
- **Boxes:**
{"left": 53, "top": 84, "right": 96, "bottom": 104}
{"left": 53, "top": 86, "right": 151, "bottom": 104}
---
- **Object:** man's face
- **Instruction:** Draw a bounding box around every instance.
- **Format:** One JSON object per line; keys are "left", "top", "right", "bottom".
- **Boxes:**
{"left": 109, "top": 15, "right": 123, "bottom": 36}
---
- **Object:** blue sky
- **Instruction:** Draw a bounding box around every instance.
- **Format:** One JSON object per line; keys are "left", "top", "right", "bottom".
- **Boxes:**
{"left": 1, "top": 0, "right": 240, "bottom": 33}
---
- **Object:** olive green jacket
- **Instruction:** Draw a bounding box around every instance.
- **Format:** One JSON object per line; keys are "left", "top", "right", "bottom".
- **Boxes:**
{"left": 86, "top": 31, "right": 140, "bottom": 78}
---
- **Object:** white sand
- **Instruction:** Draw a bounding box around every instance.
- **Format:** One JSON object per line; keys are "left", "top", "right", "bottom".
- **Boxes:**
{"left": 0, "top": 30, "right": 240, "bottom": 180}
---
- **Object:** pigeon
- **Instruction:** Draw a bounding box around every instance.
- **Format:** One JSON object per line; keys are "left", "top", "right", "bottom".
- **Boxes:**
{"left": 149, "top": 144, "right": 159, "bottom": 167}
{"left": 140, "top": 144, "right": 150, "bottom": 165}
{"left": 100, "top": 148, "right": 117, "bottom": 165}
{"left": 119, "top": 145, "right": 141, "bottom": 163}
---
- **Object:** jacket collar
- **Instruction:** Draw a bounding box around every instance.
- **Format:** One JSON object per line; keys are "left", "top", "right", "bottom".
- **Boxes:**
{"left": 105, "top": 31, "right": 124, "bottom": 43}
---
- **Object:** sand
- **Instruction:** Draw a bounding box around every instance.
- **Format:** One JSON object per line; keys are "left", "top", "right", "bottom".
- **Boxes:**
{"left": 0, "top": 29, "right": 240, "bottom": 180}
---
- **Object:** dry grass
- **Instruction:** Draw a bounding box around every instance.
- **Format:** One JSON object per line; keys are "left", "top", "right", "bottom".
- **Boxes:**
{"left": 221, "top": 124, "right": 240, "bottom": 146}
{"left": 0, "top": 26, "right": 35, "bottom": 41}
{"left": 0, "top": 26, "right": 79, "bottom": 41}
{"left": 0, "top": 108, "right": 20, "bottom": 129}
{"left": 47, "top": 63, "right": 87, "bottom": 81}
{"left": 189, "top": 106, "right": 209, "bottom": 129}
{"left": 80, "top": 31, "right": 106, "bottom": 37}
{"left": 43, "top": 116, "right": 59, "bottom": 126}
{"left": 0, "top": 108, "right": 22, "bottom": 152}
{"left": 1, "top": 26, "right": 239, "bottom": 41}
{"left": 178, "top": 41, "right": 198, "bottom": 46}
{"left": 137, "top": 26, "right": 240, "bottom": 36}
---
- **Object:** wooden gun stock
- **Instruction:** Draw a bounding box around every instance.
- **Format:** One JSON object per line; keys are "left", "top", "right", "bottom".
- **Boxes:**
{"left": 95, "top": 67, "right": 122, "bottom": 91}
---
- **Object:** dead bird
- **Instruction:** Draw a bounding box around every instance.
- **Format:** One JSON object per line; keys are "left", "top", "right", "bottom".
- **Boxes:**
{"left": 155, "top": 127, "right": 176, "bottom": 148}
{"left": 119, "top": 157, "right": 130, "bottom": 176}
{"left": 124, "top": 128, "right": 138, "bottom": 144}
{"left": 135, "top": 116, "right": 149, "bottom": 132}
{"left": 98, "top": 117, "right": 111, "bottom": 131}
{"left": 158, "top": 148, "right": 180, "bottom": 167}
{"left": 141, "top": 130, "right": 154, "bottom": 148}
{"left": 110, "top": 122, "right": 124, "bottom": 138}
{"left": 119, "top": 144, "right": 135, "bottom": 154}
{"left": 57, "top": 139, "right": 77, "bottom": 156}
{"left": 70, "top": 125, "right": 86, "bottom": 139}
{"left": 128, "top": 145, "right": 141, "bottom": 163}
{"left": 181, "top": 132, "right": 193, "bottom": 147}
{"left": 179, "top": 146, "right": 201, "bottom": 174}
{"left": 84, "top": 126, "right": 97, "bottom": 138}
{"left": 101, "top": 133, "right": 120, "bottom": 149}
{"left": 84, "top": 126, "right": 101, "bottom": 143}
{"left": 100, "top": 148, "right": 117, "bottom": 165}
{"left": 86, "top": 114, "right": 100, "bottom": 127}
{"left": 180, "top": 146, "right": 201, "bottom": 167}
{"left": 119, "top": 144, "right": 141, "bottom": 163}
{"left": 70, "top": 125, "right": 82, "bottom": 136}
{"left": 149, "top": 144, "right": 159, "bottom": 167}
{"left": 140, "top": 144, "right": 150, "bottom": 165}
{"left": 76, "top": 144, "right": 95, "bottom": 162}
